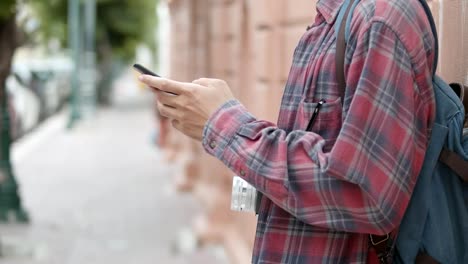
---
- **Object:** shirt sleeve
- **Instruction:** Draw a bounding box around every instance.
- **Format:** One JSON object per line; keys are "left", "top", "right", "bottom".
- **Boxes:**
{"left": 202, "top": 21, "right": 435, "bottom": 235}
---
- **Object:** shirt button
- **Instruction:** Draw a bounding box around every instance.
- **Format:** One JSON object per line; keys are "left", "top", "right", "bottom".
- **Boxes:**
{"left": 240, "top": 170, "right": 246, "bottom": 177}
{"left": 209, "top": 141, "right": 217, "bottom": 149}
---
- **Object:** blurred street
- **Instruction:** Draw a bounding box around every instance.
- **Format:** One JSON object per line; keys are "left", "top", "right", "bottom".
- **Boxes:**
{"left": 0, "top": 72, "right": 227, "bottom": 264}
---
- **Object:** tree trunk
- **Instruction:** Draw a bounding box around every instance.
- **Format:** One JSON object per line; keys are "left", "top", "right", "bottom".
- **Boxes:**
{"left": 0, "top": 14, "right": 29, "bottom": 223}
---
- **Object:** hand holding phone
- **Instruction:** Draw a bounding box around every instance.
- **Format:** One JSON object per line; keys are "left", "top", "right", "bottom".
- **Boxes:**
{"left": 137, "top": 67, "right": 236, "bottom": 141}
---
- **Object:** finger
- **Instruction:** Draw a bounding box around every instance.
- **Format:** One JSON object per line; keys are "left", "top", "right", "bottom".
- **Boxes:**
{"left": 171, "top": 120, "right": 203, "bottom": 141}
{"left": 154, "top": 89, "right": 178, "bottom": 108}
{"left": 157, "top": 101, "right": 179, "bottom": 119}
{"left": 139, "top": 75, "right": 188, "bottom": 95}
{"left": 192, "top": 78, "right": 212, "bottom": 86}
{"left": 171, "top": 119, "right": 183, "bottom": 132}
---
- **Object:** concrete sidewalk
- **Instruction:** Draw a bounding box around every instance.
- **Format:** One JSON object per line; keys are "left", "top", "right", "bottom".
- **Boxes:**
{"left": 0, "top": 73, "right": 227, "bottom": 264}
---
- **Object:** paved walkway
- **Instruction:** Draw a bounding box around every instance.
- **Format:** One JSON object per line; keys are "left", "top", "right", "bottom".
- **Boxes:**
{"left": 0, "top": 72, "right": 227, "bottom": 264}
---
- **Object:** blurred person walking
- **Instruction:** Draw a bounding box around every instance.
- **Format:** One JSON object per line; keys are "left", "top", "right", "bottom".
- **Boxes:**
{"left": 140, "top": 0, "right": 436, "bottom": 263}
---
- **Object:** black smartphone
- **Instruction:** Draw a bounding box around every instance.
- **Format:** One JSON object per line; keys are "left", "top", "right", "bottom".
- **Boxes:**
{"left": 133, "top": 63, "right": 161, "bottom": 77}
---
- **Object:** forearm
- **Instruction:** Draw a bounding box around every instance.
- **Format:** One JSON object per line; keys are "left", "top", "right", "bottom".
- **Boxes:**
{"left": 202, "top": 100, "right": 405, "bottom": 234}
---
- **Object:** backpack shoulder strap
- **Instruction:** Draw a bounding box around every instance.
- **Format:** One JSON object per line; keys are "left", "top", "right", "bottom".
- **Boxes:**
{"left": 335, "top": 0, "right": 358, "bottom": 104}
{"left": 439, "top": 148, "right": 468, "bottom": 182}
{"left": 335, "top": 0, "right": 359, "bottom": 105}
{"left": 417, "top": 0, "right": 439, "bottom": 75}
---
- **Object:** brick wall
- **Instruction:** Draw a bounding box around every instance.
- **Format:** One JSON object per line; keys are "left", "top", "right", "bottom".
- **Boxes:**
{"left": 161, "top": 0, "right": 468, "bottom": 262}
{"left": 434, "top": 0, "right": 468, "bottom": 84}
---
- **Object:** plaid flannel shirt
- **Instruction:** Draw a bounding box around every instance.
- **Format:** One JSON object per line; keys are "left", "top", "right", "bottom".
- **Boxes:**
{"left": 202, "top": 0, "right": 436, "bottom": 263}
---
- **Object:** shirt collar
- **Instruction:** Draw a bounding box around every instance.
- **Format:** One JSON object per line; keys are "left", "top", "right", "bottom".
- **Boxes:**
{"left": 316, "top": 0, "right": 346, "bottom": 24}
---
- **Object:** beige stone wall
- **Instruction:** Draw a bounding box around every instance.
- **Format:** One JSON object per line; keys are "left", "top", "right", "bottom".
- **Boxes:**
{"left": 160, "top": 0, "right": 468, "bottom": 262}
{"left": 433, "top": 0, "right": 468, "bottom": 84}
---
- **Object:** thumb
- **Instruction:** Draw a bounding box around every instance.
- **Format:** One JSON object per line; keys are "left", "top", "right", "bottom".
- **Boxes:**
{"left": 192, "top": 78, "right": 213, "bottom": 86}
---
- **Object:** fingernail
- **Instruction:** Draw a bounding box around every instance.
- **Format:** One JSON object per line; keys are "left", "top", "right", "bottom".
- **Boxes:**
{"left": 138, "top": 75, "right": 144, "bottom": 81}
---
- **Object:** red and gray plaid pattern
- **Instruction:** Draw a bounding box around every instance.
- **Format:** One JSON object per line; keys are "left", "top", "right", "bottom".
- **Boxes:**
{"left": 202, "top": 0, "right": 436, "bottom": 263}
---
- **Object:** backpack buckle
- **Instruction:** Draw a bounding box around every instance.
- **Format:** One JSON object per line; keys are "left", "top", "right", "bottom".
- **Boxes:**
{"left": 370, "top": 234, "right": 389, "bottom": 246}
{"left": 370, "top": 234, "right": 392, "bottom": 264}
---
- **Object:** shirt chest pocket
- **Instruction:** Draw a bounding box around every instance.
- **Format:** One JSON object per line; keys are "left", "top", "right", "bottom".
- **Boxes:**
{"left": 297, "top": 97, "right": 343, "bottom": 152}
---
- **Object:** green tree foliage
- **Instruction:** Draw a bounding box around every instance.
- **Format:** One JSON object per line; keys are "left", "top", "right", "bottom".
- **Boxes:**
{"left": 0, "top": 0, "right": 16, "bottom": 19}
{"left": 29, "top": 0, "right": 158, "bottom": 104}
{"left": 29, "top": 0, "right": 158, "bottom": 62}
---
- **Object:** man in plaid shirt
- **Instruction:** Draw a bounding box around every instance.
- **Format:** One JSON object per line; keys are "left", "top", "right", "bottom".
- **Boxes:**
{"left": 139, "top": 0, "right": 436, "bottom": 262}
